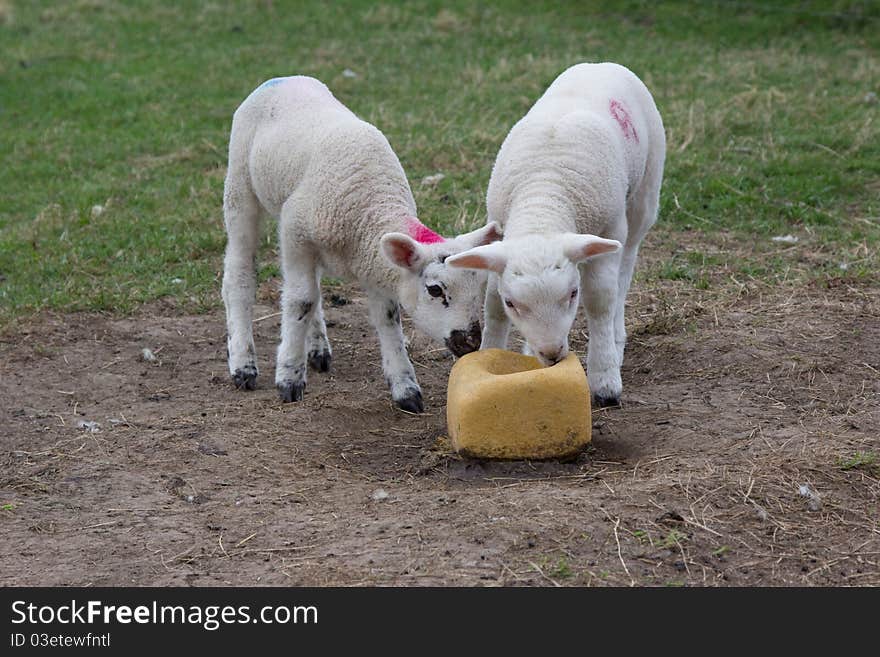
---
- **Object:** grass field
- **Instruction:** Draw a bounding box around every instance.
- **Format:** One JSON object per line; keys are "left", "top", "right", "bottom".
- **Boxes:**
{"left": 1, "top": 0, "right": 878, "bottom": 323}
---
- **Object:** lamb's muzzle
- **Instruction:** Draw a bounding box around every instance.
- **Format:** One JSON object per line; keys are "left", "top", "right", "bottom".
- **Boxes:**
{"left": 445, "top": 322, "right": 482, "bottom": 357}
{"left": 537, "top": 346, "right": 566, "bottom": 365}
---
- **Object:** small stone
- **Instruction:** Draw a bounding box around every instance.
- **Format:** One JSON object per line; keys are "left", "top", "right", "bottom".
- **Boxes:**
{"left": 371, "top": 488, "right": 389, "bottom": 501}
{"left": 342, "top": 69, "right": 357, "bottom": 78}
{"left": 864, "top": 92, "right": 878, "bottom": 106}
{"left": 76, "top": 419, "right": 100, "bottom": 433}
{"left": 420, "top": 173, "right": 445, "bottom": 187}
{"left": 90, "top": 204, "right": 104, "bottom": 219}
{"left": 798, "top": 483, "right": 822, "bottom": 511}
{"left": 141, "top": 347, "right": 157, "bottom": 362}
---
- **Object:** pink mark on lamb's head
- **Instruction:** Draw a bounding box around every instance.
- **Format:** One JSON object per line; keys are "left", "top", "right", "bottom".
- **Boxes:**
{"left": 609, "top": 99, "right": 639, "bottom": 143}
{"left": 406, "top": 217, "right": 445, "bottom": 244}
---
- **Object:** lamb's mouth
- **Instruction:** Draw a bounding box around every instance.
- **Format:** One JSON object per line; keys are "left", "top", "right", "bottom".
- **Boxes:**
{"left": 445, "top": 322, "right": 482, "bottom": 357}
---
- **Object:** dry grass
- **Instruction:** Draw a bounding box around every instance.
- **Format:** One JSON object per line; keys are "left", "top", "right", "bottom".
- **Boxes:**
{"left": 0, "top": 0, "right": 13, "bottom": 25}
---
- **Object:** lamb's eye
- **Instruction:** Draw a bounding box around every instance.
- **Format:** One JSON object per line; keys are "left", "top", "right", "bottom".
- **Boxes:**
{"left": 426, "top": 284, "right": 444, "bottom": 298}
{"left": 570, "top": 289, "right": 578, "bottom": 300}
{"left": 504, "top": 299, "right": 516, "bottom": 310}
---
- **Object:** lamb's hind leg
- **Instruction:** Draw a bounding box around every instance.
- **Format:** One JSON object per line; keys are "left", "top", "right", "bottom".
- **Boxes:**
{"left": 616, "top": 148, "right": 663, "bottom": 367}
{"left": 367, "top": 290, "right": 423, "bottom": 413}
{"left": 222, "top": 173, "right": 262, "bottom": 390}
{"left": 613, "top": 242, "right": 639, "bottom": 369}
{"left": 307, "top": 270, "right": 332, "bottom": 373}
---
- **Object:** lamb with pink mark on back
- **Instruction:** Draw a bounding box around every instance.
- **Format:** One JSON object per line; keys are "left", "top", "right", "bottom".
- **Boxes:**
{"left": 448, "top": 62, "right": 666, "bottom": 408}
{"left": 222, "top": 76, "right": 501, "bottom": 412}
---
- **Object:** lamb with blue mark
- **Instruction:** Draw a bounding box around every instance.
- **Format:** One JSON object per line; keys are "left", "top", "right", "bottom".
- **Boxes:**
{"left": 221, "top": 75, "right": 501, "bottom": 412}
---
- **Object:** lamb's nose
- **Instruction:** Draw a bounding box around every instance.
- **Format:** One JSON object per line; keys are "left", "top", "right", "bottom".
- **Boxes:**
{"left": 446, "top": 323, "right": 482, "bottom": 357}
{"left": 539, "top": 349, "right": 563, "bottom": 365}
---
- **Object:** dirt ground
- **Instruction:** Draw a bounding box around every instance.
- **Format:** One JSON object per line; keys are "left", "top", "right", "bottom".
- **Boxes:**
{"left": 1, "top": 242, "right": 878, "bottom": 586}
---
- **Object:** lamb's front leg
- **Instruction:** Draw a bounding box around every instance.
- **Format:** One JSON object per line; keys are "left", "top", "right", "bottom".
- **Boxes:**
{"left": 481, "top": 273, "right": 511, "bottom": 350}
{"left": 275, "top": 243, "right": 320, "bottom": 403}
{"left": 581, "top": 253, "right": 623, "bottom": 407}
{"left": 367, "top": 290, "right": 423, "bottom": 413}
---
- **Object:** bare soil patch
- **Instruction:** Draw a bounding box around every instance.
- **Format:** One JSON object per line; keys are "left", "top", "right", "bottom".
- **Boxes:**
{"left": 1, "top": 266, "right": 878, "bottom": 586}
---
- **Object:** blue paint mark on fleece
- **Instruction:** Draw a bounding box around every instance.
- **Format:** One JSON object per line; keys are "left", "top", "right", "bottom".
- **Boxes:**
{"left": 258, "top": 77, "right": 288, "bottom": 90}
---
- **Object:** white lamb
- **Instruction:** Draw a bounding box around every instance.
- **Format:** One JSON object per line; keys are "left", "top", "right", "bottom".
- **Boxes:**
{"left": 448, "top": 62, "right": 665, "bottom": 407}
{"left": 222, "top": 75, "right": 501, "bottom": 412}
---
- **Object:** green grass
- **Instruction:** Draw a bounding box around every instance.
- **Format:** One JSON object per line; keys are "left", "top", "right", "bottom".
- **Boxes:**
{"left": 659, "top": 529, "right": 688, "bottom": 549}
{"left": 838, "top": 451, "right": 878, "bottom": 471}
{"left": 549, "top": 557, "right": 573, "bottom": 579}
{"left": 1, "top": 0, "right": 878, "bottom": 325}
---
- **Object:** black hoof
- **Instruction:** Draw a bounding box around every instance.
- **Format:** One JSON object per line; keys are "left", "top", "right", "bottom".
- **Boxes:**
{"left": 308, "top": 350, "right": 332, "bottom": 373}
{"left": 394, "top": 388, "right": 424, "bottom": 414}
{"left": 232, "top": 366, "right": 257, "bottom": 391}
{"left": 594, "top": 394, "right": 621, "bottom": 408}
{"left": 277, "top": 380, "right": 305, "bottom": 403}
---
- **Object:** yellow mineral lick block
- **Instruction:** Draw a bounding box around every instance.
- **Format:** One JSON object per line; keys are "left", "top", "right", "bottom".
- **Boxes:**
{"left": 446, "top": 349, "right": 591, "bottom": 460}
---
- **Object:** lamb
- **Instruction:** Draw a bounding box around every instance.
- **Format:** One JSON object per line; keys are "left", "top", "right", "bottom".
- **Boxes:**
{"left": 222, "top": 75, "right": 501, "bottom": 412}
{"left": 447, "top": 62, "right": 665, "bottom": 407}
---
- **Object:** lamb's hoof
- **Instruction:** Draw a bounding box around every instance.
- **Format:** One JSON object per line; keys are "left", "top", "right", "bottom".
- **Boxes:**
{"left": 308, "top": 350, "right": 332, "bottom": 373}
{"left": 593, "top": 394, "right": 621, "bottom": 409}
{"left": 394, "top": 388, "right": 424, "bottom": 414}
{"left": 232, "top": 366, "right": 258, "bottom": 391}
{"left": 277, "top": 380, "right": 305, "bottom": 403}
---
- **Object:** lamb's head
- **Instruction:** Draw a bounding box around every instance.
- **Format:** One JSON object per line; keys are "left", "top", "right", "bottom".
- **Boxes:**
{"left": 447, "top": 233, "right": 621, "bottom": 366}
{"left": 380, "top": 221, "right": 503, "bottom": 356}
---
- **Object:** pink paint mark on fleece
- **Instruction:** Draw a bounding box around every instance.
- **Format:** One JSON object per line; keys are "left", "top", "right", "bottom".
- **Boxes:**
{"left": 609, "top": 99, "right": 639, "bottom": 143}
{"left": 406, "top": 217, "right": 445, "bottom": 244}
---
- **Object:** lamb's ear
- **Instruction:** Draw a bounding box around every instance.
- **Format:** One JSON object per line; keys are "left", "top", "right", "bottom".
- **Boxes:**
{"left": 446, "top": 242, "right": 508, "bottom": 274}
{"left": 381, "top": 233, "right": 427, "bottom": 272}
{"left": 561, "top": 234, "right": 622, "bottom": 263}
{"left": 457, "top": 222, "right": 503, "bottom": 248}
